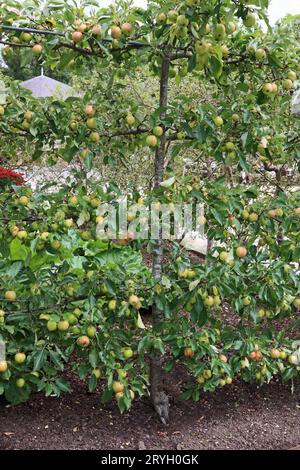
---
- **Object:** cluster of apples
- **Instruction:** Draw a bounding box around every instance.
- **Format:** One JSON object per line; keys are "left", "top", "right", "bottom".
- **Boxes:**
{"left": 146, "top": 126, "right": 164, "bottom": 148}
{"left": 0, "top": 108, "right": 35, "bottom": 133}
{"left": 71, "top": 19, "right": 133, "bottom": 45}
{"left": 112, "top": 379, "right": 135, "bottom": 402}
{"left": 255, "top": 346, "right": 295, "bottom": 363}
{"left": 2, "top": 30, "right": 43, "bottom": 56}
{"left": 0, "top": 352, "right": 30, "bottom": 389}
{"left": 72, "top": 106, "right": 166, "bottom": 150}
{"left": 124, "top": 111, "right": 165, "bottom": 148}
{"left": 70, "top": 103, "right": 100, "bottom": 145}
{"left": 188, "top": 340, "right": 299, "bottom": 391}
{"left": 0, "top": 108, "right": 35, "bottom": 134}
{"left": 155, "top": 2, "right": 258, "bottom": 72}
{"left": 201, "top": 289, "right": 222, "bottom": 308}
{"left": 262, "top": 70, "right": 297, "bottom": 96}
{"left": 193, "top": 353, "right": 231, "bottom": 388}
{"left": 83, "top": 103, "right": 100, "bottom": 144}
{"left": 20, "top": 110, "right": 34, "bottom": 132}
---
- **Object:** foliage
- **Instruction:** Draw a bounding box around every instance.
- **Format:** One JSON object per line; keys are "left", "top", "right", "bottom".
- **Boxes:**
{"left": 0, "top": 0, "right": 299, "bottom": 413}
{"left": 0, "top": 173, "right": 299, "bottom": 408}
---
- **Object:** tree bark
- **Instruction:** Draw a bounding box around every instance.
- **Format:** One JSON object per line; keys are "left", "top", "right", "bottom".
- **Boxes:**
{"left": 150, "top": 52, "right": 170, "bottom": 425}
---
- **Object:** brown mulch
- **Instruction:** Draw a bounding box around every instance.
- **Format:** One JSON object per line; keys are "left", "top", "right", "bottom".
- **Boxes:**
{"left": 0, "top": 367, "right": 300, "bottom": 451}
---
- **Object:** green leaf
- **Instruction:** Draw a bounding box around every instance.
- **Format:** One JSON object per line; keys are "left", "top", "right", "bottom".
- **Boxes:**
{"left": 89, "top": 349, "right": 98, "bottom": 368}
{"left": 209, "top": 56, "right": 223, "bottom": 78}
{"left": 49, "top": 350, "right": 64, "bottom": 371}
{"left": 55, "top": 379, "right": 71, "bottom": 393}
{"left": 101, "top": 387, "right": 113, "bottom": 403}
{"left": 88, "top": 375, "right": 97, "bottom": 393}
{"left": 191, "top": 299, "right": 207, "bottom": 327}
{"left": 5, "top": 383, "right": 30, "bottom": 405}
{"left": 6, "top": 261, "right": 23, "bottom": 278}
{"left": 61, "top": 145, "right": 79, "bottom": 163}
{"left": 33, "top": 349, "right": 47, "bottom": 371}
{"left": 9, "top": 238, "right": 29, "bottom": 261}
{"left": 179, "top": 388, "right": 193, "bottom": 401}
{"left": 138, "top": 335, "right": 152, "bottom": 353}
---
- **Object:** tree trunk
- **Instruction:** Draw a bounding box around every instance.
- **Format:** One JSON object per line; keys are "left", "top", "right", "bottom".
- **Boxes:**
{"left": 150, "top": 53, "right": 170, "bottom": 425}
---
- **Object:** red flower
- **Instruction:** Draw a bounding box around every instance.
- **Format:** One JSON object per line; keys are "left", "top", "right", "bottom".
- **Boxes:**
{"left": 0, "top": 166, "right": 25, "bottom": 187}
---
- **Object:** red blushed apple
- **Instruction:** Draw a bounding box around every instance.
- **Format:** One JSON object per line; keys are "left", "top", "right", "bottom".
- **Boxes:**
{"left": 236, "top": 246, "right": 247, "bottom": 258}
{"left": 121, "top": 22, "right": 133, "bottom": 35}
{"left": 84, "top": 104, "right": 95, "bottom": 117}
{"left": 32, "top": 44, "right": 42, "bottom": 55}
{"left": 77, "top": 23, "right": 87, "bottom": 33}
{"left": 72, "top": 31, "right": 83, "bottom": 43}
{"left": 92, "top": 24, "right": 101, "bottom": 35}
{"left": 268, "top": 209, "right": 277, "bottom": 218}
{"left": 77, "top": 335, "right": 90, "bottom": 347}
{"left": 0, "top": 361, "right": 8, "bottom": 372}
{"left": 184, "top": 347, "right": 194, "bottom": 358}
{"left": 111, "top": 26, "right": 122, "bottom": 39}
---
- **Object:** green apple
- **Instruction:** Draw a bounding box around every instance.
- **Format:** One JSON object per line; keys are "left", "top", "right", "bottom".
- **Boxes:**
{"left": 51, "top": 240, "right": 61, "bottom": 250}
{"left": 19, "top": 196, "right": 29, "bottom": 206}
{"left": 255, "top": 48, "right": 266, "bottom": 61}
{"left": 219, "top": 251, "right": 228, "bottom": 261}
{"left": 108, "top": 299, "right": 117, "bottom": 311}
{"left": 90, "top": 132, "right": 100, "bottom": 143}
{"left": 177, "top": 15, "right": 188, "bottom": 27}
{"left": 86, "top": 118, "right": 97, "bottom": 129}
{"left": 16, "top": 378, "right": 25, "bottom": 388}
{"left": 153, "top": 126, "right": 163, "bottom": 137}
{"left": 21, "top": 32, "right": 32, "bottom": 43}
{"left": 167, "top": 10, "right": 178, "bottom": 23}
{"left": 5, "top": 291, "right": 17, "bottom": 301}
{"left": 92, "top": 368, "right": 101, "bottom": 379}
{"left": 122, "top": 348, "right": 133, "bottom": 359}
{"left": 67, "top": 313, "right": 78, "bottom": 325}
{"left": 157, "top": 13, "right": 167, "bottom": 24}
{"left": 214, "top": 116, "right": 223, "bottom": 127}
{"left": 81, "top": 230, "right": 92, "bottom": 241}
{"left": 248, "top": 213, "right": 258, "bottom": 222}
{"left": 283, "top": 79, "right": 293, "bottom": 90}
{"left": 214, "top": 23, "right": 226, "bottom": 40}
{"left": 15, "top": 352, "right": 26, "bottom": 364}
{"left": 87, "top": 326, "right": 96, "bottom": 338}
{"left": 288, "top": 71, "right": 297, "bottom": 82}
{"left": 112, "top": 381, "right": 124, "bottom": 393}
{"left": 47, "top": 320, "right": 57, "bottom": 332}
{"left": 204, "top": 296, "right": 214, "bottom": 307}
{"left": 58, "top": 320, "right": 69, "bottom": 331}
{"left": 243, "top": 13, "right": 256, "bottom": 28}
{"left": 126, "top": 114, "right": 135, "bottom": 126}
{"left": 288, "top": 354, "right": 298, "bottom": 365}
{"left": 243, "top": 296, "right": 251, "bottom": 306}
{"left": 293, "top": 298, "right": 300, "bottom": 309}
